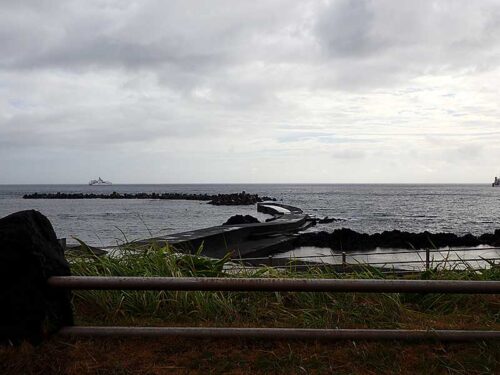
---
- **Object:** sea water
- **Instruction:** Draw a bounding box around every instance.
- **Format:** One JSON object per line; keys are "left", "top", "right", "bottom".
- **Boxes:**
{"left": 1, "top": 184, "right": 499, "bottom": 248}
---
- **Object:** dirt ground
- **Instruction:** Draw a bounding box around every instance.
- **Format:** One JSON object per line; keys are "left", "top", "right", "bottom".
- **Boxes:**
{"left": 2, "top": 335, "right": 499, "bottom": 374}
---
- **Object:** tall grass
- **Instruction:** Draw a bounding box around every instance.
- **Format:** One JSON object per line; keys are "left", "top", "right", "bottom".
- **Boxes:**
{"left": 68, "top": 243, "right": 500, "bottom": 330}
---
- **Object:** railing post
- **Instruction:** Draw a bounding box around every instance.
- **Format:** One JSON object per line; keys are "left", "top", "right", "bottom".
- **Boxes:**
{"left": 342, "top": 252, "right": 347, "bottom": 272}
{"left": 268, "top": 255, "right": 273, "bottom": 267}
{"left": 425, "top": 248, "right": 430, "bottom": 271}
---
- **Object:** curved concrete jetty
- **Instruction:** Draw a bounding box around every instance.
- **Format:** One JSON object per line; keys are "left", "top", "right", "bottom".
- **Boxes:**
{"left": 127, "top": 203, "right": 312, "bottom": 259}
{"left": 257, "top": 202, "right": 303, "bottom": 215}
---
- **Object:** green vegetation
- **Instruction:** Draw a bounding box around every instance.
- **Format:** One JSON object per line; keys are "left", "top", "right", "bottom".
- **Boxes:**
{"left": 2, "top": 243, "right": 499, "bottom": 374}
{"left": 68, "top": 243, "right": 500, "bottom": 331}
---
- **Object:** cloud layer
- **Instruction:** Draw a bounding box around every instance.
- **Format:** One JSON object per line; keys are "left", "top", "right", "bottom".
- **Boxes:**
{"left": 1, "top": 0, "right": 500, "bottom": 183}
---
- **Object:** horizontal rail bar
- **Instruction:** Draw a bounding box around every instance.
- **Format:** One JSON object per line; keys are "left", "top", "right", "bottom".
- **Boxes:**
{"left": 243, "top": 251, "right": 423, "bottom": 261}
{"left": 241, "top": 257, "right": 500, "bottom": 266}
{"left": 242, "top": 247, "right": 500, "bottom": 261}
{"left": 227, "top": 264, "right": 495, "bottom": 274}
{"left": 242, "top": 254, "right": 343, "bottom": 261}
{"left": 352, "top": 247, "right": 500, "bottom": 256}
{"left": 352, "top": 257, "right": 500, "bottom": 266}
{"left": 58, "top": 326, "right": 500, "bottom": 341}
{"left": 298, "top": 259, "right": 498, "bottom": 267}
{"left": 229, "top": 265, "right": 422, "bottom": 272}
{"left": 48, "top": 276, "right": 500, "bottom": 293}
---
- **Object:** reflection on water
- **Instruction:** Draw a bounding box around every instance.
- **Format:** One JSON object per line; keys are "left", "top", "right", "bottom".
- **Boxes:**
{"left": 276, "top": 245, "right": 500, "bottom": 271}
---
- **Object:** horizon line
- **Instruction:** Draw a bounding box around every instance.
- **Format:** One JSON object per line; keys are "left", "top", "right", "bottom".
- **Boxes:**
{"left": 0, "top": 182, "right": 494, "bottom": 185}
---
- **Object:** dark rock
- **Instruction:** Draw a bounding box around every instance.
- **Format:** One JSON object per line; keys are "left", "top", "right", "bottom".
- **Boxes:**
{"left": 317, "top": 216, "right": 344, "bottom": 224}
{"left": 223, "top": 215, "right": 261, "bottom": 226}
{"left": 209, "top": 192, "right": 275, "bottom": 206}
{"left": 0, "top": 210, "right": 73, "bottom": 344}
{"left": 23, "top": 191, "right": 277, "bottom": 206}
{"left": 293, "top": 227, "right": 488, "bottom": 251}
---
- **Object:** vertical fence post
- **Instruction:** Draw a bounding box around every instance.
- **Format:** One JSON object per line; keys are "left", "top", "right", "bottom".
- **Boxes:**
{"left": 342, "top": 252, "right": 347, "bottom": 272}
{"left": 425, "top": 248, "right": 430, "bottom": 271}
{"left": 268, "top": 255, "right": 273, "bottom": 267}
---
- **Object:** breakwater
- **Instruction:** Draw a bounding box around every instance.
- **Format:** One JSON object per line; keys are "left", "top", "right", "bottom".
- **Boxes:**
{"left": 23, "top": 191, "right": 276, "bottom": 206}
{"left": 293, "top": 228, "right": 500, "bottom": 251}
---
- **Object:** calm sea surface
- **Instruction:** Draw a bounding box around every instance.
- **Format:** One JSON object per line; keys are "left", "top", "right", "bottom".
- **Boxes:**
{"left": 1, "top": 184, "right": 499, "bottom": 247}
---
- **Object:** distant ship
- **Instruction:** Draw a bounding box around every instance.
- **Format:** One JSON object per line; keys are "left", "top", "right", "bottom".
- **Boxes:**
{"left": 493, "top": 177, "right": 500, "bottom": 187}
{"left": 89, "top": 177, "right": 112, "bottom": 186}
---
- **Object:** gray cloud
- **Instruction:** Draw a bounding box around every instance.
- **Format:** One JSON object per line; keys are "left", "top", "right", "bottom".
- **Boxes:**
{"left": 331, "top": 149, "right": 366, "bottom": 160}
{"left": 316, "top": 0, "right": 377, "bottom": 57}
{"left": 314, "top": 0, "right": 500, "bottom": 88}
{"left": 1, "top": 0, "right": 500, "bottom": 183}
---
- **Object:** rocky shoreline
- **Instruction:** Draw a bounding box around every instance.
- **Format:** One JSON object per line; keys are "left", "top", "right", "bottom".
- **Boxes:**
{"left": 23, "top": 191, "right": 276, "bottom": 206}
{"left": 293, "top": 228, "right": 500, "bottom": 251}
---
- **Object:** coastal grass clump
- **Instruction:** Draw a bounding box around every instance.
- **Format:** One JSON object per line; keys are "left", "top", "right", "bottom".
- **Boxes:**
{"left": 67, "top": 242, "right": 500, "bottom": 331}
{"left": 2, "top": 244, "right": 499, "bottom": 374}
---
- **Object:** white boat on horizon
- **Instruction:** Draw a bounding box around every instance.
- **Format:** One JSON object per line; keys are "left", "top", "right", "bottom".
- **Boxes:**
{"left": 89, "top": 177, "right": 112, "bottom": 186}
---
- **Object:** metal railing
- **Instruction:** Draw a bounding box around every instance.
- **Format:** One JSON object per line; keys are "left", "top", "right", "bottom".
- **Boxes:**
{"left": 58, "top": 326, "right": 500, "bottom": 342}
{"left": 236, "top": 246, "right": 500, "bottom": 272}
{"left": 49, "top": 276, "right": 500, "bottom": 341}
{"left": 241, "top": 247, "right": 500, "bottom": 261}
{"left": 48, "top": 276, "right": 500, "bottom": 293}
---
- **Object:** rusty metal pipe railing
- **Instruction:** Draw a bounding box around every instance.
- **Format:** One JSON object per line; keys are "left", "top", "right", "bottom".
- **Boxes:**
{"left": 58, "top": 326, "right": 500, "bottom": 341}
{"left": 48, "top": 276, "right": 500, "bottom": 293}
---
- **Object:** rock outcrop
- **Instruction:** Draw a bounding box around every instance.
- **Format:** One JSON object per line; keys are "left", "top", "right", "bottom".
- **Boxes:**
{"left": 0, "top": 210, "right": 73, "bottom": 344}
{"left": 293, "top": 228, "right": 500, "bottom": 251}
{"left": 223, "top": 215, "right": 261, "bottom": 225}
{"left": 209, "top": 191, "right": 275, "bottom": 206}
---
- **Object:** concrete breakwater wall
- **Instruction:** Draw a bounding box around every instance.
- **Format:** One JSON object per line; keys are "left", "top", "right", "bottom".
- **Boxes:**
{"left": 131, "top": 207, "right": 312, "bottom": 259}
{"left": 23, "top": 191, "right": 277, "bottom": 206}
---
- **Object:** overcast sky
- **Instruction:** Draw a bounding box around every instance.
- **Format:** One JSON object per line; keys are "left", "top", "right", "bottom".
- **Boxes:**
{"left": 1, "top": 0, "right": 500, "bottom": 183}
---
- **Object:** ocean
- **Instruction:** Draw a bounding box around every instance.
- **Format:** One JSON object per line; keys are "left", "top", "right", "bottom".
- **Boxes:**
{"left": 1, "top": 184, "right": 499, "bottom": 248}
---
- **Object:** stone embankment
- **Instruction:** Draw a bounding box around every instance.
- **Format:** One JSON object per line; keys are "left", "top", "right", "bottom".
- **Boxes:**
{"left": 209, "top": 192, "right": 276, "bottom": 206}
{"left": 23, "top": 191, "right": 276, "bottom": 206}
{"left": 293, "top": 228, "right": 500, "bottom": 251}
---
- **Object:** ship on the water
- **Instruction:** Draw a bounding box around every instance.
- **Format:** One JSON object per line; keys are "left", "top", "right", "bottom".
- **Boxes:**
{"left": 492, "top": 177, "right": 500, "bottom": 187}
{"left": 89, "top": 177, "right": 112, "bottom": 186}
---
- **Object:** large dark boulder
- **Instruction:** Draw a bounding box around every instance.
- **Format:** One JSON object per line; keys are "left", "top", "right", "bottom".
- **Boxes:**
{"left": 223, "top": 215, "right": 261, "bottom": 226}
{"left": 0, "top": 210, "right": 73, "bottom": 344}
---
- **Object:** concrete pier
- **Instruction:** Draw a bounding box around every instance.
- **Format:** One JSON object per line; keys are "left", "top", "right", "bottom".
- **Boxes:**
{"left": 100, "top": 202, "right": 313, "bottom": 259}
